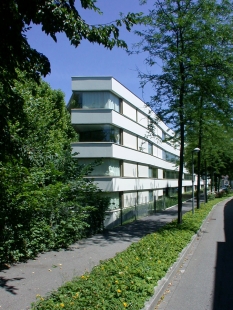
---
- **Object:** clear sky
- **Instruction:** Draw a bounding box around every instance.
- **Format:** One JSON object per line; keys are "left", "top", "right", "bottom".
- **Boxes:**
{"left": 26, "top": 0, "right": 156, "bottom": 104}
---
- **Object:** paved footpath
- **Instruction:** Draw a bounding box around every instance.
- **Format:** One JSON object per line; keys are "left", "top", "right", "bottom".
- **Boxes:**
{"left": 155, "top": 198, "right": 233, "bottom": 310}
{"left": 0, "top": 202, "right": 193, "bottom": 310}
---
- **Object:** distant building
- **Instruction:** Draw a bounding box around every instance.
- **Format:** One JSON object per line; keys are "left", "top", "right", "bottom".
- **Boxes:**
{"left": 68, "top": 77, "right": 194, "bottom": 228}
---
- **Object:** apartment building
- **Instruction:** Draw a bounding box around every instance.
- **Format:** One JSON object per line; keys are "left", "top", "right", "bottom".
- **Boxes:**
{"left": 68, "top": 77, "right": 194, "bottom": 228}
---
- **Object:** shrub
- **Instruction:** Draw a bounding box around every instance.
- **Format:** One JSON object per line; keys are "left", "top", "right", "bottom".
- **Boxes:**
{"left": 0, "top": 75, "right": 109, "bottom": 264}
{"left": 207, "top": 192, "right": 216, "bottom": 201}
{"left": 0, "top": 161, "right": 109, "bottom": 263}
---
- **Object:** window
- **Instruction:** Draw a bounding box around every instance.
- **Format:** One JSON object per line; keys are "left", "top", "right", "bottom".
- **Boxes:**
{"left": 149, "top": 190, "right": 154, "bottom": 203}
{"left": 162, "top": 131, "right": 171, "bottom": 144}
{"left": 148, "top": 142, "right": 153, "bottom": 155}
{"left": 162, "top": 131, "right": 166, "bottom": 141}
{"left": 149, "top": 167, "right": 158, "bottom": 178}
{"left": 78, "top": 158, "right": 121, "bottom": 176}
{"left": 71, "top": 91, "right": 120, "bottom": 112}
{"left": 163, "top": 170, "right": 179, "bottom": 179}
{"left": 75, "top": 124, "right": 121, "bottom": 144}
{"left": 162, "top": 150, "right": 179, "bottom": 163}
{"left": 185, "top": 186, "right": 192, "bottom": 192}
{"left": 102, "top": 192, "right": 120, "bottom": 210}
{"left": 184, "top": 174, "right": 192, "bottom": 180}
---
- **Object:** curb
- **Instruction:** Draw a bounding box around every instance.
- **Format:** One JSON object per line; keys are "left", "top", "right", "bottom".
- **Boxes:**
{"left": 142, "top": 198, "right": 232, "bottom": 310}
{"left": 142, "top": 233, "right": 197, "bottom": 310}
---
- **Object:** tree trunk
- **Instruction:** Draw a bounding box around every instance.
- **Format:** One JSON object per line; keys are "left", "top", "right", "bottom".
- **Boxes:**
{"left": 197, "top": 98, "right": 203, "bottom": 209}
{"left": 177, "top": 11, "right": 185, "bottom": 224}
{"left": 178, "top": 119, "right": 185, "bottom": 224}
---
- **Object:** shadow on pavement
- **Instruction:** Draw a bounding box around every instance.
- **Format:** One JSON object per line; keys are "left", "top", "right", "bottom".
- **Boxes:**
{"left": 0, "top": 276, "right": 23, "bottom": 294}
{"left": 72, "top": 201, "right": 194, "bottom": 248}
{"left": 213, "top": 199, "right": 233, "bottom": 310}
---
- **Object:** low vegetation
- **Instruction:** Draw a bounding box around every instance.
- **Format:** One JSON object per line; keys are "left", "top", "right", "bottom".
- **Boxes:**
{"left": 31, "top": 196, "right": 231, "bottom": 310}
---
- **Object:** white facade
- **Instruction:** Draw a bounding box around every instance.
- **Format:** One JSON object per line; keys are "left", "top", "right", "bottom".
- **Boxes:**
{"left": 69, "top": 77, "right": 194, "bottom": 228}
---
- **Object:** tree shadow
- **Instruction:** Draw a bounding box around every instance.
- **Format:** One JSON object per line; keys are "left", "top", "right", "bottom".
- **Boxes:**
{"left": 0, "top": 276, "right": 24, "bottom": 294}
{"left": 212, "top": 199, "right": 233, "bottom": 309}
{"left": 74, "top": 200, "right": 195, "bottom": 249}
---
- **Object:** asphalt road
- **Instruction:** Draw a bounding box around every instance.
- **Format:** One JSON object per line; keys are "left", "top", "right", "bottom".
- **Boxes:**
{"left": 155, "top": 198, "right": 233, "bottom": 310}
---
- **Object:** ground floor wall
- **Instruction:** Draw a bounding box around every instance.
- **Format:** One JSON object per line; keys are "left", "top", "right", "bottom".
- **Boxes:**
{"left": 103, "top": 187, "right": 193, "bottom": 229}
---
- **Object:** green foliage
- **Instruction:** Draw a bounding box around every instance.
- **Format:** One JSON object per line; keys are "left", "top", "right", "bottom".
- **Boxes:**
{"left": 31, "top": 198, "right": 228, "bottom": 309}
{"left": 0, "top": 161, "right": 108, "bottom": 262}
{"left": 1, "top": 0, "right": 141, "bottom": 83}
{"left": 207, "top": 192, "right": 216, "bottom": 201}
{"left": 0, "top": 0, "right": 142, "bottom": 162}
{"left": 133, "top": 0, "right": 233, "bottom": 223}
{"left": 0, "top": 75, "right": 109, "bottom": 263}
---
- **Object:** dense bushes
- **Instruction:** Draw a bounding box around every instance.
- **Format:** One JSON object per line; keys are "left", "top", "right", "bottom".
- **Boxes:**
{"left": 0, "top": 74, "right": 108, "bottom": 263}
{"left": 0, "top": 161, "right": 108, "bottom": 263}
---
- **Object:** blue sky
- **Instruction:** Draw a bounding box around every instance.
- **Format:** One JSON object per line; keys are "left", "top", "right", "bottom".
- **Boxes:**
{"left": 27, "top": 0, "right": 156, "bottom": 104}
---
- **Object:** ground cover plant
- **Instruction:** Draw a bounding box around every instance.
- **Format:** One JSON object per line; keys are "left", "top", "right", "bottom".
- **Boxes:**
{"left": 31, "top": 196, "right": 231, "bottom": 310}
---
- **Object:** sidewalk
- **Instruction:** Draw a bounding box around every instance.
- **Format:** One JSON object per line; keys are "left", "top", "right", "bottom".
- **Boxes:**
{"left": 154, "top": 197, "right": 233, "bottom": 310}
{"left": 0, "top": 201, "right": 193, "bottom": 310}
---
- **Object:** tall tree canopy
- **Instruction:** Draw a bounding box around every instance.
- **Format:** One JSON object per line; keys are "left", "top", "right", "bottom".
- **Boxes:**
{"left": 133, "top": 0, "right": 233, "bottom": 222}
{"left": 0, "top": 0, "right": 141, "bottom": 161}
{"left": 1, "top": 0, "right": 140, "bottom": 83}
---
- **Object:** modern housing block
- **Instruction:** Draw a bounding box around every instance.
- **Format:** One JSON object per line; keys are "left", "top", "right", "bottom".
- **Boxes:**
{"left": 68, "top": 77, "right": 195, "bottom": 228}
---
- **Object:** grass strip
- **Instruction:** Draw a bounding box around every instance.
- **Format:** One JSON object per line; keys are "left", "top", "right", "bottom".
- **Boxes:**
{"left": 31, "top": 197, "right": 231, "bottom": 310}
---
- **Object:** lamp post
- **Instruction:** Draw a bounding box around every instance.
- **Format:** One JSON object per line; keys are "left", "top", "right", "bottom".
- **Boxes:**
{"left": 192, "top": 148, "right": 200, "bottom": 214}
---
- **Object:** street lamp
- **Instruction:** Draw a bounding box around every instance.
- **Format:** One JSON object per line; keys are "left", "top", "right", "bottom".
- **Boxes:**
{"left": 192, "top": 148, "right": 200, "bottom": 214}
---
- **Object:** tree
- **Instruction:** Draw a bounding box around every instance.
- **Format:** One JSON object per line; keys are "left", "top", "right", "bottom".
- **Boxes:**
{"left": 0, "top": 0, "right": 141, "bottom": 161}
{"left": 0, "top": 74, "right": 109, "bottom": 263}
{"left": 185, "top": 120, "right": 233, "bottom": 194}
{"left": 133, "top": 0, "right": 233, "bottom": 223}
{"left": 185, "top": 95, "right": 233, "bottom": 207}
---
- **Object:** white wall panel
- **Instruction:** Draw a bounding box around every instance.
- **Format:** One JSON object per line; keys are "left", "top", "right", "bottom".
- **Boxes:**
{"left": 157, "top": 147, "right": 162, "bottom": 159}
{"left": 71, "top": 109, "right": 113, "bottom": 124}
{"left": 157, "top": 127, "right": 162, "bottom": 139}
{"left": 123, "top": 131, "right": 137, "bottom": 149}
{"left": 123, "top": 162, "right": 137, "bottom": 177}
{"left": 158, "top": 169, "right": 163, "bottom": 179}
{"left": 72, "top": 77, "right": 112, "bottom": 91}
{"left": 138, "top": 191, "right": 149, "bottom": 205}
{"left": 104, "top": 209, "right": 120, "bottom": 228}
{"left": 137, "top": 110, "right": 148, "bottom": 128}
{"left": 138, "top": 137, "right": 148, "bottom": 153}
{"left": 153, "top": 145, "right": 158, "bottom": 157}
{"left": 93, "top": 177, "right": 182, "bottom": 192}
{"left": 156, "top": 189, "right": 164, "bottom": 198}
{"left": 138, "top": 164, "right": 148, "bottom": 177}
{"left": 123, "top": 192, "right": 137, "bottom": 207}
{"left": 73, "top": 143, "right": 178, "bottom": 171}
{"left": 123, "top": 101, "right": 136, "bottom": 121}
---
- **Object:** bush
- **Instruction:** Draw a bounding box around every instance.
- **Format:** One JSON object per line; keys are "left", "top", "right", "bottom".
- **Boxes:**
{"left": 0, "top": 161, "right": 109, "bottom": 263}
{"left": 208, "top": 192, "right": 216, "bottom": 201}
{"left": 0, "top": 75, "right": 109, "bottom": 264}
